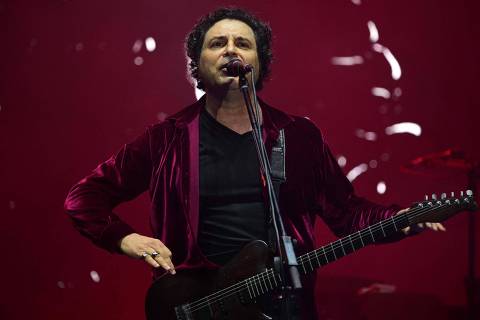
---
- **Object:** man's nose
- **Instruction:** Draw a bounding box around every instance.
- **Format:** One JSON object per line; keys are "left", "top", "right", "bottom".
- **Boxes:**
{"left": 224, "top": 39, "right": 237, "bottom": 56}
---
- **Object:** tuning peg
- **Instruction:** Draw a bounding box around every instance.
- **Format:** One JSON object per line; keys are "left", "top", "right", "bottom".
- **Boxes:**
{"left": 451, "top": 192, "right": 455, "bottom": 197}
{"left": 424, "top": 195, "right": 429, "bottom": 201}
{"left": 466, "top": 190, "right": 473, "bottom": 196}
{"left": 441, "top": 193, "right": 447, "bottom": 199}
{"left": 461, "top": 191, "right": 464, "bottom": 197}
{"left": 431, "top": 193, "right": 437, "bottom": 200}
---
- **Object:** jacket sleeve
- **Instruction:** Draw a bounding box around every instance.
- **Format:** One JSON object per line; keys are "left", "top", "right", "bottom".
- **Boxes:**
{"left": 64, "top": 128, "right": 153, "bottom": 253}
{"left": 308, "top": 122, "right": 404, "bottom": 242}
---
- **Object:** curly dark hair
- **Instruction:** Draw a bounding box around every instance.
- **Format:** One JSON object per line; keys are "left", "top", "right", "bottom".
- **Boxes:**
{"left": 185, "top": 7, "right": 273, "bottom": 91}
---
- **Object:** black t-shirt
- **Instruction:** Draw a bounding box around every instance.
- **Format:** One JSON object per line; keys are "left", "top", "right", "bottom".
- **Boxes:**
{"left": 198, "top": 108, "right": 268, "bottom": 265}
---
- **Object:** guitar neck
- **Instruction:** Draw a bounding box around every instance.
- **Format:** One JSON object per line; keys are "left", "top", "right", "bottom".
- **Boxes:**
{"left": 297, "top": 213, "right": 408, "bottom": 275}
{"left": 296, "top": 199, "right": 459, "bottom": 275}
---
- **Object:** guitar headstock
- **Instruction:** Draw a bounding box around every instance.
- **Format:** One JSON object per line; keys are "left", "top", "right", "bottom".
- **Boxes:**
{"left": 408, "top": 190, "right": 477, "bottom": 224}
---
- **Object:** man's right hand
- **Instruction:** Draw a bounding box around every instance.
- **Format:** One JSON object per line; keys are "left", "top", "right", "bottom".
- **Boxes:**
{"left": 119, "top": 233, "right": 176, "bottom": 274}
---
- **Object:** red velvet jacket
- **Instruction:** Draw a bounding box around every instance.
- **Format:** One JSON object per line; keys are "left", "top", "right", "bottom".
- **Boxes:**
{"left": 65, "top": 97, "right": 400, "bottom": 318}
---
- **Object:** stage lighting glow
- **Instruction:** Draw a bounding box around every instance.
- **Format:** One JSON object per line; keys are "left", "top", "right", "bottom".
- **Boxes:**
{"left": 90, "top": 270, "right": 100, "bottom": 283}
{"left": 75, "top": 43, "right": 84, "bottom": 52}
{"left": 369, "top": 160, "right": 378, "bottom": 168}
{"left": 346, "top": 163, "right": 368, "bottom": 182}
{"left": 331, "top": 56, "right": 364, "bottom": 66}
{"left": 371, "top": 87, "right": 391, "bottom": 99}
{"left": 337, "top": 155, "right": 347, "bottom": 167}
{"left": 364, "top": 131, "right": 377, "bottom": 141}
{"left": 367, "top": 21, "right": 379, "bottom": 43}
{"left": 57, "top": 281, "right": 65, "bottom": 289}
{"left": 356, "top": 129, "right": 377, "bottom": 141}
{"left": 8, "top": 200, "right": 15, "bottom": 210}
{"left": 134, "top": 56, "right": 144, "bottom": 66}
{"left": 351, "top": 0, "right": 362, "bottom": 5}
{"left": 145, "top": 37, "right": 156, "bottom": 52}
{"left": 376, "top": 181, "right": 386, "bottom": 194}
{"left": 393, "top": 87, "right": 402, "bottom": 97}
{"left": 372, "top": 44, "right": 402, "bottom": 80}
{"left": 385, "top": 122, "right": 422, "bottom": 136}
{"left": 132, "top": 39, "right": 143, "bottom": 53}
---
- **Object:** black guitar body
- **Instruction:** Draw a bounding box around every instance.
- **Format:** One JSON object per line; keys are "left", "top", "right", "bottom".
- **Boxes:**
{"left": 145, "top": 240, "right": 273, "bottom": 320}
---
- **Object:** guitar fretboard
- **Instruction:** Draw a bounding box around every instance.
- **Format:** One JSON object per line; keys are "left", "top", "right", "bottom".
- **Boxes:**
{"left": 296, "top": 194, "right": 474, "bottom": 274}
{"left": 297, "top": 213, "right": 409, "bottom": 273}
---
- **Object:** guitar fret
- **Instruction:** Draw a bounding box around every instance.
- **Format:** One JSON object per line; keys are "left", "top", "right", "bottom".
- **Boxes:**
{"left": 368, "top": 227, "right": 375, "bottom": 242}
{"left": 272, "top": 270, "right": 278, "bottom": 287}
{"left": 252, "top": 277, "right": 259, "bottom": 297}
{"left": 246, "top": 279, "right": 252, "bottom": 299}
{"left": 339, "top": 239, "right": 346, "bottom": 256}
{"left": 358, "top": 231, "right": 365, "bottom": 247}
{"left": 308, "top": 254, "right": 314, "bottom": 271}
{"left": 257, "top": 275, "right": 263, "bottom": 295}
{"left": 255, "top": 274, "right": 262, "bottom": 294}
{"left": 301, "top": 260, "right": 307, "bottom": 274}
{"left": 330, "top": 243, "right": 337, "bottom": 260}
{"left": 322, "top": 246, "right": 329, "bottom": 263}
{"left": 257, "top": 274, "right": 264, "bottom": 294}
{"left": 390, "top": 216, "right": 398, "bottom": 231}
{"left": 261, "top": 273, "right": 268, "bottom": 292}
{"left": 348, "top": 234, "right": 355, "bottom": 251}
{"left": 314, "top": 250, "right": 320, "bottom": 267}
{"left": 380, "top": 222, "right": 386, "bottom": 237}
{"left": 266, "top": 271, "right": 273, "bottom": 290}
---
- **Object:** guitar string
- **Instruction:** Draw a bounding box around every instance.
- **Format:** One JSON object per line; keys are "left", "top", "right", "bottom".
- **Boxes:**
{"left": 183, "top": 205, "right": 411, "bottom": 313}
{"left": 186, "top": 199, "right": 465, "bottom": 314}
{"left": 184, "top": 201, "right": 456, "bottom": 313}
{"left": 185, "top": 268, "right": 277, "bottom": 313}
{"left": 184, "top": 199, "right": 466, "bottom": 313}
{"left": 299, "top": 203, "right": 456, "bottom": 262}
{"left": 184, "top": 201, "right": 451, "bottom": 313}
{"left": 298, "top": 200, "right": 457, "bottom": 267}
{"left": 300, "top": 197, "right": 472, "bottom": 268}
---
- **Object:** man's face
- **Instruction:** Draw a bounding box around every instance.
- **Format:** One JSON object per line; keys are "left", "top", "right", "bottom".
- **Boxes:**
{"left": 198, "top": 19, "right": 260, "bottom": 92}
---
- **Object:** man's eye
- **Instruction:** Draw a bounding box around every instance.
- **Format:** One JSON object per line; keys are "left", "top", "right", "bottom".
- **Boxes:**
{"left": 238, "top": 42, "right": 250, "bottom": 49}
{"left": 211, "top": 41, "right": 224, "bottom": 48}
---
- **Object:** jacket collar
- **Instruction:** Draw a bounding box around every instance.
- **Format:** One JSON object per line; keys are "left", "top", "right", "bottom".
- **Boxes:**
{"left": 168, "top": 94, "right": 294, "bottom": 137}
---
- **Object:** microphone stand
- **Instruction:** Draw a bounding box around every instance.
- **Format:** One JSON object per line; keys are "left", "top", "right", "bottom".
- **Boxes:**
{"left": 238, "top": 71, "right": 302, "bottom": 320}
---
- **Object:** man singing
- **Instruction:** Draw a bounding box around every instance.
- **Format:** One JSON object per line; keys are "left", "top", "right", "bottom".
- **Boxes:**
{"left": 65, "top": 7, "right": 444, "bottom": 319}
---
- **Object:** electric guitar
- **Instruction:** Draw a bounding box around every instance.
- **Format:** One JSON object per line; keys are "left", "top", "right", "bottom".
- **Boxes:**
{"left": 145, "top": 191, "right": 477, "bottom": 320}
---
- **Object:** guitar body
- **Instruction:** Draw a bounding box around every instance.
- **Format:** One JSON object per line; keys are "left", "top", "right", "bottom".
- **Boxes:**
{"left": 145, "top": 240, "right": 272, "bottom": 320}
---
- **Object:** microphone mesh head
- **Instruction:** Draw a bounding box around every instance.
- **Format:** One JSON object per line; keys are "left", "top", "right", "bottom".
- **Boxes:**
{"left": 225, "top": 59, "right": 252, "bottom": 76}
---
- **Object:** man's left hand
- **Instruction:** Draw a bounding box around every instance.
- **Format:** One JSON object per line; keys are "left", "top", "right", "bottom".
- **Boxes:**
{"left": 396, "top": 208, "right": 447, "bottom": 235}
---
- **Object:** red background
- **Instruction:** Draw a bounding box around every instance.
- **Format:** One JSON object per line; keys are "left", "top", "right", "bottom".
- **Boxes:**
{"left": 1, "top": 0, "right": 479, "bottom": 319}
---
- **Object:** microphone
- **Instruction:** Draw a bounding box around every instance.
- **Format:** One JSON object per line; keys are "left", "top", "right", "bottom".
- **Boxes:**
{"left": 225, "top": 59, "right": 253, "bottom": 77}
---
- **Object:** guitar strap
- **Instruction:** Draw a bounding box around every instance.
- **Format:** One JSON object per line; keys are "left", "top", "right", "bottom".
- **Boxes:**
{"left": 267, "top": 128, "right": 286, "bottom": 251}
